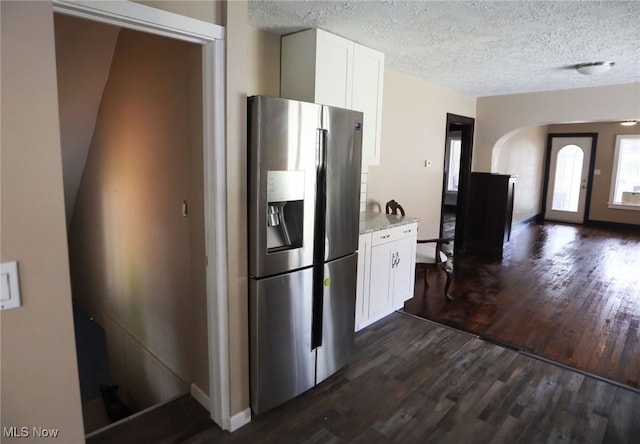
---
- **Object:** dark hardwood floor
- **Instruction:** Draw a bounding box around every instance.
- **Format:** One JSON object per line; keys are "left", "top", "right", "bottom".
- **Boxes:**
{"left": 89, "top": 312, "right": 640, "bottom": 443}
{"left": 405, "top": 221, "right": 640, "bottom": 390}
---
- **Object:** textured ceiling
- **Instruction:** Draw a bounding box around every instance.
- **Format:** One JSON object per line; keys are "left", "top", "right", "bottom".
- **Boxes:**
{"left": 249, "top": 0, "right": 640, "bottom": 97}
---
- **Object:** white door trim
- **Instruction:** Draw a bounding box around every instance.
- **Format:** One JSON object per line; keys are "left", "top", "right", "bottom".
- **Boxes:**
{"left": 52, "top": 0, "right": 231, "bottom": 430}
{"left": 52, "top": 0, "right": 224, "bottom": 43}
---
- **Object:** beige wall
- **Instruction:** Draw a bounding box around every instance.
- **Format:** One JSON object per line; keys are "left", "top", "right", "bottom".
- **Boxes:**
{"left": 0, "top": 1, "right": 85, "bottom": 442}
{"left": 247, "top": 26, "right": 281, "bottom": 97}
{"left": 547, "top": 122, "right": 640, "bottom": 225}
{"left": 133, "top": 0, "right": 256, "bottom": 418}
{"left": 475, "top": 83, "right": 640, "bottom": 172}
{"left": 67, "top": 28, "right": 208, "bottom": 398}
{"left": 367, "top": 70, "right": 477, "bottom": 237}
{"left": 139, "top": 0, "right": 254, "bottom": 419}
{"left": 136, "top": 0, "right": 221, "bottom": 24}
{"left": 54, "top": 14, "right": 120, "bottom": 225}
{"left": 494, "top": 125, "right": 549, "bottom": 223}
{"left": 222, "top": 0, "right": 250, "bottom": 416}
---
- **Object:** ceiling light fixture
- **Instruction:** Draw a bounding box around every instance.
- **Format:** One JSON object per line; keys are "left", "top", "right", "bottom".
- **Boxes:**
{"left": 575, "top": 61, "right": 615, "bottom": 75}
{"left": 620, "top": 120, "right": 638, "bottom": 126}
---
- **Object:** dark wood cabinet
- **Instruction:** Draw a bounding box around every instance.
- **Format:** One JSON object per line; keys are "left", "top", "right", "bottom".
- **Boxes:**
{"left": 465, "top": 173, "right": 516, "bottom": 258}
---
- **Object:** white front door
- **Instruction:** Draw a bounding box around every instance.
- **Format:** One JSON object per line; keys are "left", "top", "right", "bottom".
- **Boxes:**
{"left": 545, "top": 136, "right": 593, "bottom": 223}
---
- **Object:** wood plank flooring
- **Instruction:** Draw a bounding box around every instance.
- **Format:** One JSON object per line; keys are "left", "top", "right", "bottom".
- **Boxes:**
{"left": 94, "top": 312, "right": 640, "bottom": 443}
{"left": 405, "top": 221, "right": 640, "bottom": 390}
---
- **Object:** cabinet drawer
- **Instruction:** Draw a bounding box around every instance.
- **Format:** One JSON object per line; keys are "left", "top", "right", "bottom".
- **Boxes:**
{"left": 371, "top": 223, "right": 417, "bottom": 246}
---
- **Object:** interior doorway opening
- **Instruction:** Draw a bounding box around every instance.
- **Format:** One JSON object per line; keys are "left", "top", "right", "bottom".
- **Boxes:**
{"left": 440, "top": 113, "right": 474, "bottom": 256}
{"left": 51, "top": 0, "right": 230, "bottom": 432}
{"left": 56, "top": 14, "right": 206, "bottom": 433}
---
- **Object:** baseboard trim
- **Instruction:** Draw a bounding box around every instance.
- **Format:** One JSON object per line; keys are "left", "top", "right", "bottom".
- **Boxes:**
{"left": 512, "top": 214, "right": 539, "bottom": 231}
{"left": 190, "top": 384, "right": 251, "bottom": 432}
{"left": 228, "top": 408, "right": 251, "bottom": 432}
{"left": 190, "top": 384, "right": 210, "bottom": 412}
{"left": 584, "top": 219, "right": 640, "bottom": 230}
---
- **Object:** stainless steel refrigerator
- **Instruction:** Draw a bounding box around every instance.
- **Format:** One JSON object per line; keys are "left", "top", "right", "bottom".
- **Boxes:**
{"left": 248, "top": 96, "right": 363, "bottom": 414}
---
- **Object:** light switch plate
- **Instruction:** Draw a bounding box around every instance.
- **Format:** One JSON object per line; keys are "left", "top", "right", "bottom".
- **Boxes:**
{"left": 1, "top": 261, "right": 21, "bottom": 310}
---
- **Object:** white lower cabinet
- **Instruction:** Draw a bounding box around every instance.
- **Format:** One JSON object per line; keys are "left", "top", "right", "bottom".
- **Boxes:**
{"left": 355, "top": 232, "right": 371, "bottom": 331}
{"left": 391, "top": 234, "right": 417, "bottom": 308}
{"left": 355, "top": 223, "right": 417, "bottom": 331}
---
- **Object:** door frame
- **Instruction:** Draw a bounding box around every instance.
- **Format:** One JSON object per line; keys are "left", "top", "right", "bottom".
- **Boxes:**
{"left": 440, "top": 113, "right": 474, "bottom": 255}
{"left": 52, "top": 0, "right": 232, "bottom": 430}
{"left": 541, "top": 133, "right": 598, "bottom": 224}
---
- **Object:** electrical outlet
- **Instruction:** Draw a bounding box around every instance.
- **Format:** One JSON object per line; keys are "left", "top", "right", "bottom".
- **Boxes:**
{"left": 1, "top": 261, "right": 21, "bottom": 311}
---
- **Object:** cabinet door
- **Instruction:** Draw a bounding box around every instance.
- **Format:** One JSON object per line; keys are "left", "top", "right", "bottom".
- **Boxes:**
{"left": 392, "top": 235, "right": 416, "bottom": 308}
{"left": 352, "top": 44, "right": 384, "bottom": 166}
{"left": 315, "top": 30, "right": 353, "bottom": 108}
{"left": 368, "top": 241, "right": 393, "bottom": 323}
{"left": 355, "top": 233, "right": 371, "bottom": 331}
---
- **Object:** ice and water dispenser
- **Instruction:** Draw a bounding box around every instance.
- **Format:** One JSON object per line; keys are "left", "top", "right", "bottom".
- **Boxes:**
{"left": 266, "top": 170, "right": 304, "bottom": 253}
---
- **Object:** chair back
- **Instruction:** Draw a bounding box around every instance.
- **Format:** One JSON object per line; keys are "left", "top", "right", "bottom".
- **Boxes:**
{"left": 385, "top": 200, "right": 405, "bottom": 216}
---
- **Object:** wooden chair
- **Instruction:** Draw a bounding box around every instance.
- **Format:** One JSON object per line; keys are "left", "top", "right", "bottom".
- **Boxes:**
{"left": 385, "top": 199, "right": 405, "bottom": 216}
{"left": 385, "top": 200, "right": 453, "bottom": 301}
{"left": 416, "top": 239, "right": 454, "bottom": 301}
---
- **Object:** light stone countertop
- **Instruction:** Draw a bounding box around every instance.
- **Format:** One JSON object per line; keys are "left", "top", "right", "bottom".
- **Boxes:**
{"left": 359, "top": 211, "right": 419, "bottom": 234}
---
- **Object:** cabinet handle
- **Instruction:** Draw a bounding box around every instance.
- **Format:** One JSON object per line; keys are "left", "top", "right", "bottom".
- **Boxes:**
{"left": 380, "top": 234, "right": 390, "bottom": 239}
{"left": 391, "top": 252, "right": 400, "bottom": 268}
{"left": 403, "top": 229, "right": 412, "bottom": 234}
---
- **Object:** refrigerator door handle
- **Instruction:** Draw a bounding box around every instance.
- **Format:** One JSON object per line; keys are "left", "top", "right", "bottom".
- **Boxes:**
{"left": 316, "top": 128, "right": 324, "bottom": 169}
{"left": 311, "top": 128, "right": 329, "bottom": 350}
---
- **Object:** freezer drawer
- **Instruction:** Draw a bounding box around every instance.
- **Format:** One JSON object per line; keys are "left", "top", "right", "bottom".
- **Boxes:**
{"left": 316, "top": 253, "right": 357, "bottom": 383}
{"left": 249, "top": 266, "right": 315, "bottom": 414}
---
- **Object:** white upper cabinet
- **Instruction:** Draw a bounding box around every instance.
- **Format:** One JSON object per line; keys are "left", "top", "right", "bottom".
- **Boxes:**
{"left": 351, "top": 44, "right": 384, "bottom": 165}
{"left": 315, "top": 31, "right": 354, "bottom": 109}
{"left": 281, "top": 28, "right": 385, "bottom": 166}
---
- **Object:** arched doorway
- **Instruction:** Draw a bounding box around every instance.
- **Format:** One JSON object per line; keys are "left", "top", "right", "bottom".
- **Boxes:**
{"left": 542, "top": 134, "right": 597, "bottom": 224}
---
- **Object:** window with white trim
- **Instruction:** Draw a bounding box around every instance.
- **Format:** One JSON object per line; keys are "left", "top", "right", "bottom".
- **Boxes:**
{"left": 609, "top": 134, "right": 640, "bottom": 208}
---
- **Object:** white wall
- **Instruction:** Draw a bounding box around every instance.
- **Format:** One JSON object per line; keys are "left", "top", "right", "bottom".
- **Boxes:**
{"left": 367, "top": 69, "right": 477, "bottom": 238}
{"left": 494, "top": 125, "right": 548, "bottom": 223}
{"left": 475, "top": 83, "right": 640, "bottom": 172}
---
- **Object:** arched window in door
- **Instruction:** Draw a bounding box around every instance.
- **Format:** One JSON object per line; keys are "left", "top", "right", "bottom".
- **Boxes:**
{"left": 551, "top": 144, "right": 584, "bottom": 212}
